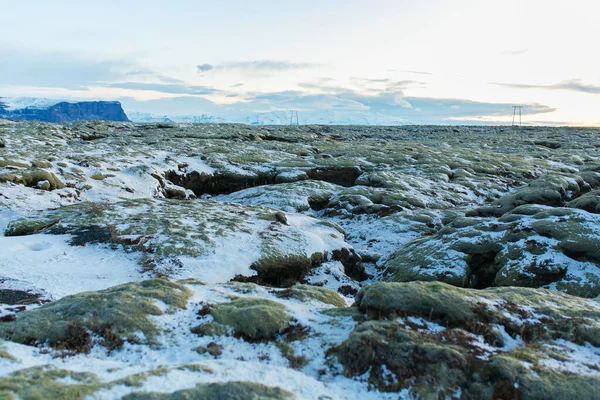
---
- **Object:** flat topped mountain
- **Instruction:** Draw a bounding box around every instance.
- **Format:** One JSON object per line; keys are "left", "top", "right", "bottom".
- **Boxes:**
{"left": 0, "top": 98, "right": 129, "bottom": 122}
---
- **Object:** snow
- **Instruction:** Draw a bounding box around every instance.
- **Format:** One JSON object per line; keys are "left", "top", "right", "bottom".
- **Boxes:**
{"left": 0, "top": 97, "right": 62, "bottom": 112}
{"left": 0, "top": 234, "right": 143, "bottom": 299}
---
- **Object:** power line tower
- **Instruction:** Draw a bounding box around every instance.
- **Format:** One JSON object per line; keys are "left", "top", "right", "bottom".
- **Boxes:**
{"left": 512, "top": 106, "right": 523, "bottom": 127}
{"left": 289, "top": 110, "right": 299, "bottom": 126}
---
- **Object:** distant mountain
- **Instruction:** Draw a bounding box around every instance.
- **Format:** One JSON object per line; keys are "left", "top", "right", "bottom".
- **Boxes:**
{"left": 127, "top": 112, "right": 227, "bottom": 124}
{"left": 129, "top": 110, "right": 408, "bottom": 126}
{"left": 0, "top": 97, "right": 129, "bottom": 122}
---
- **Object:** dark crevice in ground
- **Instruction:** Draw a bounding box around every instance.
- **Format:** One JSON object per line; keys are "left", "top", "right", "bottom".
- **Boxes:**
{"left": 164, "top": 166, "right": 364, "bottom": 197}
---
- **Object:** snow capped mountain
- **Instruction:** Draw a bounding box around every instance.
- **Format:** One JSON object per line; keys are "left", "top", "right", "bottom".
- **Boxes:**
{"left": 127, "top": 112, "right": 228, "bottom": 124}
{"left": 0, "top": 97, "right": 63, "bottom": 111}
{"left": 129, "top": 110, "right": 409, "bottom": 126}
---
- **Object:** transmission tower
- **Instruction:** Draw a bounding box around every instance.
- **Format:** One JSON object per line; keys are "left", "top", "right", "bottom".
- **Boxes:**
{"left": 289, "top": 110, "right": 299, "bottom": 126}
{"left": 512, "top": 106, "right": 522, "bottom": 127}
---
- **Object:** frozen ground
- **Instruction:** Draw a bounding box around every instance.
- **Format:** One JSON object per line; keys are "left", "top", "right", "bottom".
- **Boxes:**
{"left": 0, "top": 121, "right": 599, "bottom": 399}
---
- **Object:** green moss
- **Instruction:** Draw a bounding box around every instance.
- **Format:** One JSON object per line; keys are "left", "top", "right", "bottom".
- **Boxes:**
{"left": 336, "top": 320, "right": 468, "bottom": 395}
{"left": 21, "top": 169, "right": 65, "bottom": 190}
{"left": 356, "top": 281, "right": 600, "bottom": 346}
{"left": 211, "top": 297, "right": 291, "bottom": 341}
{"left": 31, "top": 160, "right": 53, "bottom": 169}
{"left": 277, "top": 284, "right": 346, "bottom": 307}
{"left": 190, "top": 322, "right": 229, "bottom": 337}
{"left": 0, "top": 159, "right": 30, "bottom": 168}
{"left": 0, "top": 278, "right": 191, "bottom": 349}
{"left": 123, "top": 381, "right": 295, "bottom": 400}
{"left": 486, "top": 355, "right": 600, "bottom": 400}
{"left": 0, "top": 365, "right": 101, "bottom": 400}
{"left": 111, "top": 368, "right": 171, "bottom": 388}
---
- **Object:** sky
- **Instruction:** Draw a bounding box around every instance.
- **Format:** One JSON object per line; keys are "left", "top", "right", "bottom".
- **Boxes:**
{"left": 1, "top": 0, "right": 599, "bottom": 125}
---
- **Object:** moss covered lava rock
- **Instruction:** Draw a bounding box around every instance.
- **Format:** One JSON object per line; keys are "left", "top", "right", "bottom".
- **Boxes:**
{"left": 211, "top": 297, "right": 292, "bottom": 340}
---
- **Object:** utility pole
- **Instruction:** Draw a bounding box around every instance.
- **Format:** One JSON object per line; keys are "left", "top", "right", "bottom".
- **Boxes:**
{"left": 289, "top": 110, "right": 299, "bottom": 126}
{"left": 512, "top": 106, "right": 522, "bottom": 127}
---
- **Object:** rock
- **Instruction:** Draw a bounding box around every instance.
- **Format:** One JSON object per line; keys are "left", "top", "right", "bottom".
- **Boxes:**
{"left": 384, "top": 205, "right": 600, "bottom": 297}
{"left": 467, "top": 174, "right": 592, "bottom": 217}
{"left": 211, "top": 297, "right": 291, "bottom": 340}
{"left": 333, "top": 281, "right": 600, "bottom": 397}
{"left": 0, "top": 101, "right": 129, "bottom": 123}
{"left": 4, "top": 199, "right": 349, "bottom": 283}
{"left": 568, "top": 190, "right": 600, "bottom": 214}
{"left": 0, "top": 159, "right": 30, "bottom": 169}
{"left": 355, "top": 281, "right": 600, "bottom": 346}
{"left": 331, "top": 248, "right": 366, "bottom": 281}
{"left": 31, "top": 160, "right": 53, "bottom": 169}
{"left": 274, "top": 211, "right": 288, "bottom": 225}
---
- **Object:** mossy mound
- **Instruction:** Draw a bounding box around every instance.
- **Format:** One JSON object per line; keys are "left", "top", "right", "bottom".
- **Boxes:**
{"left": 568, "top": 189, "right": 600, "bottom": 214}
{"left": 211, "top": 297, "right": 291, "bottom": 341}
{"left": 4, "top": 198, "right": 347, "bottom": 283}
{"left": 237, "top": 253, "right": 326, "bottom": 288}
{"left": 0, "top": 169, "right": 65, "bottom": 190}
{"left": 337, "top": 320, "right": 470, "bottom": 395}
{"left": 356, "top": 281, "right": 600, "bottom": 345}
{"left": 334, "top": 281, "right": 600, "bottom": 397}
{"left": 123, "top": 381, "right": 295, "bottom": 400}
{"left": 485, "top": 355, "right": 600, "bottom": 400}
{"left": 0, "top": 365, "right": 102, "bottom": 400}
{"left": 0, "top": 278, "right": 191, "bottom": 350}
{"left": 468, "top": 173, "right": 599, "bottom": 217}
{"left": 276, "top": 284, "right": 346, "bottom": 307}
{"left": 384, "top": 205, "right": 600, "bottom": 297}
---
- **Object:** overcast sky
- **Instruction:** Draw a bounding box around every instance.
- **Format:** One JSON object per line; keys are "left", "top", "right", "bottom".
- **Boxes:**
{"left": 1, "top": 0, "right": 599, "bottom": 124}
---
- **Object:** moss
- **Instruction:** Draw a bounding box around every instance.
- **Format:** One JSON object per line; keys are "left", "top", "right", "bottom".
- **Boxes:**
{"left": 355, "top": 281, "right": 600, "bottom": 346}
{"left": 190, "top": 322, "right": 229, "bottom": 337}
{"left": 275, "top": 342, "right": 309, "bottom": 370}
{"left": 276, "top": 284, "right": 346, "bottom": 307}
{"left": 0, "top": 345, "right": 15, "bottom": 362}
{"left": 321, "top": 306, "right": 365, "bottom": 321}
{"left": 336, "top": 320, "right": 469, "bottom": 395}
{"left": 21, "top": 169, "right": 65, "bottom": 190}
{"left": 177, "top": 278, "right": 206, "bottom": 286}
{"left": 0, "top": 278, "right": 191, "bottom": 350}
{"left": 356, "top": 281, "right": 478, "bottom": 323}
{"left": 31, "top": 160, "right": 53, "bottom": 169}
{"left": 486, "top": 355, "right": 600, "bottom": 400}
{"left": 123, "top": 381, "right": 295, "bottom": 400}
{"left": 111, "top": 368, "right": 171, "bottom": 387}
{"left": 90, "top": 172, "right": 107, "bottom": 180}
{"left": 223, "top": 281, "right": 260, "bottom": 294}
{"left": 0, "top": 159, "right": 30, "bottom": 168}
{"left": 211, "top": 297, "right": 291, "bottom": 341}
{"left": 240, "top": 253, "right": 323, "bottom": 288}
{"left": 0, "top": 365, "right": 101, "bottom": 400}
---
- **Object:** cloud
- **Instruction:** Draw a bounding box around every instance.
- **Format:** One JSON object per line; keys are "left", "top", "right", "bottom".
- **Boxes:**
{"left": 0, "top": 48, "right": 203, "bottom": 97}
{"left": 403, "top": 97, "right": 555, "bottom": 119}
{"left": 120, "top": 90, "right": 555, "bottom": 125}
{"left": 195, "top": 60, "right": 320, "bottom": 75}
{"left": 403, "top": 70, "right": 434, "bottom": 76}
{"left": 104, "top": 82, "right": 219, "bottom": 95}
{"left": 0, "top": 48, "right": 133, "bottom": 89}
{"left": 502, "top": 49, "right": 528, "bottom": 55}
{"left": 196, "top": 63, "right": 214, "bottom": 73}
{"left": 494, "top": 79, "right": 600, "bottom": 94}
